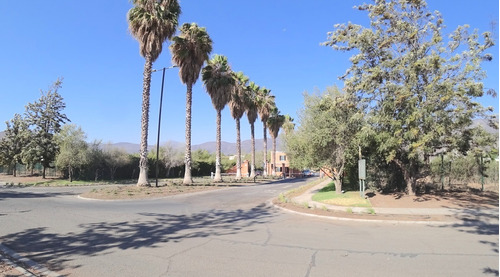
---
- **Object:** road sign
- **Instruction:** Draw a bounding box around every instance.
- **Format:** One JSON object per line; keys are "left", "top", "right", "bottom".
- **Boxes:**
{"left": 358, "top": 159, "right": 366, "bottom": 180}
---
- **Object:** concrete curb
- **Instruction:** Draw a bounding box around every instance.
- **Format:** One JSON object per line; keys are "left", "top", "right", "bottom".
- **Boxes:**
{"left": 272, "top": 178, "right": 499, "bottom": 225}
{"left": 0, "top": 243, "right": 61, "bottom": 277}
{"left": 270, "top": 199, "right": 450, "bottom": 225}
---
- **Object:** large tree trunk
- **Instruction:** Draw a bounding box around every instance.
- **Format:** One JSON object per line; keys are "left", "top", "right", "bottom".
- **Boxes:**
{"left": 249, "top": 123, "right": 256, "bottom": 178}
{"left": 13, "top": 163, "right": 17, "bottom": 177}
{"left": 214, "top": 110, "right": 223, "bottom": 182}
{"left": 333, "top": 177, "right": 342, "bottom": 195}
{"left": 42, "top": 166, "right": 46, "bottom": 179}
{"left": 183, "top": 82, "right": 193, "bottom": 185}
{"left": 394, "top": 159, "right": 417, "bottom": 196}
{"left": 94, "top": 168, "right": 99, "bottom": 182}
{"left": 272, "top": 137, "right": 276, "bottom": 176}
{"left": 69, "top": 166, "right": 73, "bottom": 182}
{"left": 235, "top": 118, "right": 242, "bottom": 180}
{"left": 137, "top": 55, "right": 153, "bottom": 187}
{"left": 110, "top": 167, "right": 116, "bottom": 181}
{"left": 263, "top": 123, "right": 268, "bottom": 177}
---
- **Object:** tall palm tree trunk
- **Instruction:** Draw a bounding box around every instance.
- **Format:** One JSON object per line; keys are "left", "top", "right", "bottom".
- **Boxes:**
{"left": 250, "top": 123, "right": 256, "bottom": 178}
{"left": 263, "top": 123, "right": 268, "bottom": 177}
{"left": 272, "top": 137, "right": 277, "bottom": 176}
{"left": 235, "top": 118, "right": 242, "bottom": 180}
{"left": 183, "top": 82, "right": 194, "bottom": 184}
{"left": 214, "top": 109, "right": 223, "bottom": 182}
{"left": 137, "top": 56, "right": 153, "bottom": 187}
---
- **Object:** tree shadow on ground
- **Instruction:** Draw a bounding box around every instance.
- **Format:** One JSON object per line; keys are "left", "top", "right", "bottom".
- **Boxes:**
{"left": 0, "top": 190, "right": 75, "bottom": 201}
{"left": 0, "top": 203, "right": 276, "bottom": 274}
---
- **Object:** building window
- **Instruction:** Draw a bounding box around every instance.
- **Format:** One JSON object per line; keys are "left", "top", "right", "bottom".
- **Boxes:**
{"left": 279, "top": 155, "right": 286, "bottom": 161}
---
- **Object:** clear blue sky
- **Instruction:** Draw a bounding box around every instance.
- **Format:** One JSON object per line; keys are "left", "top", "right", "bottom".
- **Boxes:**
{"left": 1, "top": 0, "right": 498, "bottom": 146}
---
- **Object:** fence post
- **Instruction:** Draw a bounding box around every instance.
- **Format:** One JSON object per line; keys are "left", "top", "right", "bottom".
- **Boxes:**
{"left": 480, "top": 155, "right": 484, "bottom": 192}
{"left": 440, "top": 154, "right": 444, "bottom": 191}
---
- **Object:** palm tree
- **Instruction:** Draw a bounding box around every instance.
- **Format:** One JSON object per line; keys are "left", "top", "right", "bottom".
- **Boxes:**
{"left": 267, "top": 109, "right": 285, "bottom": 176}
{"left": 281, "top": 114, "right": 295, "bottom": 177}
{"left": 128, "top": 0, "right": 181, "bottom": 187}
{"left": 245, "top": 82, "right": 260, "bottom": 178}
{"left": 282, "top": 114, "right": 295, "bottom": 135}
{"left": 256, "top": 87, "right": 275, "bottom": 177}
{"left": 229, "top": 71, "right": 249, "bottom": 180}
{"left": 170, "top": 23, "right": 212, "bottom": 184}
{"left": 202, "top": 55, "right": 235, "bottom": 182}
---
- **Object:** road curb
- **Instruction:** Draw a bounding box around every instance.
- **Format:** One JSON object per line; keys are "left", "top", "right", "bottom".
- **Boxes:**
{"left": 267, "top": 198, "right": 455, "bottom": 225}
{"left": 76, "top": 185, "right": 234, "bottom": 201}
{"left": 0, "top": 243, "right": 61, "bottom": 277}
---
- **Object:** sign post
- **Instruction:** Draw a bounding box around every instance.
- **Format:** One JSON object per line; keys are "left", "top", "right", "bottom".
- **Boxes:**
{"left": 358, "top": 159, "right": 366, "bottom": 197}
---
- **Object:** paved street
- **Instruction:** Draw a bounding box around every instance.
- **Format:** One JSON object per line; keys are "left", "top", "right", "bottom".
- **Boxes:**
{"left": 1, "top": 178, "right": 498, "bottom": 276}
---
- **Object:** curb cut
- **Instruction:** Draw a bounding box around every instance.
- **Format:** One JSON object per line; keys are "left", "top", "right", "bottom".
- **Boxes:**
{"left": 0, "top": 244, "right": 61, "bottom": 277}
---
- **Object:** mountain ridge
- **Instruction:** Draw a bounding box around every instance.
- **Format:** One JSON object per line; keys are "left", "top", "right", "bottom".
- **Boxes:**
{"left": 105, "top": 138, "right": 285, "bottom": 155}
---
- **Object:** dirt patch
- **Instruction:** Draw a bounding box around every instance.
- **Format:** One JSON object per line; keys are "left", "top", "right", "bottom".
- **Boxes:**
{"left": 80, "top": 184, "right": 222, "bottom": 200}
{"left": 367, "top": 190, "right": 499, "bottom": 209}
{"left": 0, "top": 174, "right": 59, "bottom": 185}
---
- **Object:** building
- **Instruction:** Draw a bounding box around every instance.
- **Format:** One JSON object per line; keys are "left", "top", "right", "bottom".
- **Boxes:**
{"left": 266, "top": 151, "right": 302, "bottom": 178}
{"left": 226, "top": 151, "right": 302, "bottom": 178}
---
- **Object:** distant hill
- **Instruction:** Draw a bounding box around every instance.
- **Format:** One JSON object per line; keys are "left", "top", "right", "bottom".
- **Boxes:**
{"left": 192, "top": 137, "right": 284, "bottom": 155}
{"left": 472, "top": 118, "right": 498, "bottom": 136}
{"left": 104, "top": 137, "right": 284, "bottom": 155}
{"left": 102, "top": 141, "right": 184, "bottom": 154}
{"left": 102, "top": 142, "right": 142, "bottom": 154}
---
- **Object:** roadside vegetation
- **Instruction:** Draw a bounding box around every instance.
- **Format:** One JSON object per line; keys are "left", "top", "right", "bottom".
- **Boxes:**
{"left": 283, "top": 0, "right": 498, "bottom": 195}
{"left": 0, "top": 0, "right": 497, "bottom": 197}
{"left": 311, "top": 182, "right": 371, "bottom": 208}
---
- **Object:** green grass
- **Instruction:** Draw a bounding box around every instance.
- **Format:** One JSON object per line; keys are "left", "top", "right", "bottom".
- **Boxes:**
{"left": 312, "top": 182, "right": 371, "bottom": 207}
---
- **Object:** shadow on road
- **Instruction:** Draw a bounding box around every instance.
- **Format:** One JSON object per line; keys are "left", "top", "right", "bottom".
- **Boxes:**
{"left": 0, "top": 190, "right": 75, "bottom": 201}
{"left": 0, "top": 203, "right": 277, "bottom": 273}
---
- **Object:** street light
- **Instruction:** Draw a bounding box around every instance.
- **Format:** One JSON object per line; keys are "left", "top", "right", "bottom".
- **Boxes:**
{"left": 153, "top": 65, "right": 177, "bottom": 187}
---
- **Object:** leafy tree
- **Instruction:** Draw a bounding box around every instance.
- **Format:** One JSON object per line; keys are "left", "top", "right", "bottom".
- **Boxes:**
{"left": 230, "top": 71, "right": 249, "bottom": 180}
{"left": 170, "top": 22, "right": 213, "bottom": 184}
{"left": 104, "top": 147, "right": 131, "bottom": 181}
{"left": 24, "top": 78, "right": 70, "bottom": 178}
{"left": 0, "top": 114, "right": 29, "bottom": 176}
{"left": 191, "top": 149, "right": 215, "bottom": 176}
{"left": 286, "top": 86, "right": 362, "bottom": 194}
{"left": 87, "top": 140, "right": 105, "bottom": 181}
{"left": 55, "top": 124, "right": 89, "bottom": 182}
{"left": 202, "top": 55, "right": 235, "bottom": 182}
{"left": 128, "top": 0, "right": 181, "bottom": 187}
{"left": 245, "top": 81, "right": 260, "bottom": 178}
{"left": 20, "top": 128, "right": 38, "bottom": 176}
{"left": 267, "top": 109, "right": 285, "bottom": 176}
{"left": 161, "top": 142, "right": 184, "bottom": 177}
{"left": 323, "top": 0, "right": 496, "bottom": 195}
{"left": 256, "top": 87, "right": 275, "bottom": 176}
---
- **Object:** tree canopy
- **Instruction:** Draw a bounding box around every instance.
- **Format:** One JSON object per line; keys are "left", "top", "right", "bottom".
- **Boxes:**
{"left": 24, "top": 78, "right": 70, "bottom": 178}
{"left": 322, "top": 0, "right": 496, "bottom": 194}
{"left": 285, "top": 86, "right": 363, "bottom": 193}
{"left": 55, "top": 124, "right": 89, "bottom": 182}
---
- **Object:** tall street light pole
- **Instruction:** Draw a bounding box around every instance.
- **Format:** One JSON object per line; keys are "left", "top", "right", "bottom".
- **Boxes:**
{"left": 153, "top": 65, "right": 177, "bottom": 187}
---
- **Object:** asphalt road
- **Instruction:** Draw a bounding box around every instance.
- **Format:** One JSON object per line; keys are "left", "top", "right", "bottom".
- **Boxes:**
{"left": 0, "top": 178, "right": 498, "bottom": 277}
